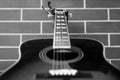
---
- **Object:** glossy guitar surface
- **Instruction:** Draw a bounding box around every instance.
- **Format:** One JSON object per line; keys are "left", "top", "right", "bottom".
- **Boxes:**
{"left": 0, "top": 39, "right": 120, "bottom": 80}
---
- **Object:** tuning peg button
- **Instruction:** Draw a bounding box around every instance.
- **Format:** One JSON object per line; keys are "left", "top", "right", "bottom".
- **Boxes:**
{"left": 69, "top": 13, "right": 72, "bottom": 17}
{"left": 48, "top": 13, "right": 54, "bottom": 18}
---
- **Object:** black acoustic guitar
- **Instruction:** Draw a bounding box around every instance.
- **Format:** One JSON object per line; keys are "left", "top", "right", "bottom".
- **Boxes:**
{"left": 0, "top": 2, "right": 120, "bottom": 80}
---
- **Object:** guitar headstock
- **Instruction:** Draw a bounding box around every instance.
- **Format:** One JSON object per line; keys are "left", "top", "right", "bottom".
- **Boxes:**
{"left": 42, "top": 1, "right": 72, "bottom": 20}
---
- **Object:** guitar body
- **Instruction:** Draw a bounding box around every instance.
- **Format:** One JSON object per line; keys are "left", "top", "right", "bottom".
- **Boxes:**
{"left": 0, "top": 39, "right": 120, "bottom": 80}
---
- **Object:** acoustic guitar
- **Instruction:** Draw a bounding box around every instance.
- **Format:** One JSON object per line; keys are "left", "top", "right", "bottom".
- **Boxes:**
{"left": 0, "top": 1, "right": 120, "bottom": 80}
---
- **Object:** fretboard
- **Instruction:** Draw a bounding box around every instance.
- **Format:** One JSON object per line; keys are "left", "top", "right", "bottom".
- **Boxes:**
{"left": 53, "top": 10, "right": 71, "bottom": 49}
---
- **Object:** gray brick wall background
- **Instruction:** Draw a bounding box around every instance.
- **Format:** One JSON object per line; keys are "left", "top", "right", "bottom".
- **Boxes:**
{"left": 0, "top": 0, "right": 120, "bottom": 74}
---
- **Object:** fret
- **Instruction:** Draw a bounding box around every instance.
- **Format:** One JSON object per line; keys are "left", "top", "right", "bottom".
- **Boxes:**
{"left": 55, "top": 32, "right": 68, "bottom": 36}
{"left": 55, "top": 36, "right": 61, "bottom": 38}
{"left": 55, "top": 38, "right": 69, "bottom": 42}
{"left": 56, "top": 23, "right": 61, "bottom": 25}
{"left": 55, "top": 36, "right": 68, "bottom": 39}
{"left": 55, "top": 41, "right": 70, "bottom": 44}
{"left": 56, "top": 18, "right": 65, "bottom": 22}
{"left": 56, "top": 27, "right": 62, "bottom": 29}
{"left": 62, "top": 32, "right": 67, "bottom": 34}
{"left": 54, "top": 42, "right": 70, "bottom": 48}
{"left": 55, "top": 36, "right": 69, "bottom": 38}
{"left": 56, "top": 11, "right": 64, "bottom": 14}
{"left": 61, "top": 19, "right": 65, "bottom": 22}
{"left": 56, "top": 27, "right": 66, "bottom": 29}
{"left": 57, "top": 16, "right": 60, "bottom": 18}
{"left": 61, "top": 23, "right": 66, "bottom": 25}
{"left": 56, "top": 11, "right": 63, "bottom": 14}
{"left": 61, "top": 16, "right": 65, "bottom": 18}
{"left": 56, "top": 23, "right": 66, "bottom": 26}
{"left": 55, "top": 32, "right": 61, "bottom": 34}
{"left": 55, "top": 39, "right": 69, "bottom": 42}
{"left": 60, "top": 11, "right": 64, "bottom": 14}
{"left": 55, "top": 33, "right": 68, "bottom": 36}
{"left": 55, "top": 38, "right": 69, "bottom": 40}
{"left": 55, "top": 29, "right": 67, "bottom": 33}
{"left": 57, "top": 19, "right": 61, "bottom": 22}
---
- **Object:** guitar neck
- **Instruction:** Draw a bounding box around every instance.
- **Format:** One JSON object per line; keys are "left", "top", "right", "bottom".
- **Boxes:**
{"left": 53, "top": 9, "right": 71, "bottom": 49}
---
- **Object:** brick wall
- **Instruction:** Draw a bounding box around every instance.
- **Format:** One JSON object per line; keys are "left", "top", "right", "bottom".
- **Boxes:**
{"left": 0, "top": 0, "right": 120, "bottom": 74}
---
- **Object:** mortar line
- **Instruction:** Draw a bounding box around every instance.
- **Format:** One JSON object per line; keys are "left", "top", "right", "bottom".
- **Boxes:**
{"left": 108, "top": 33, "right": 111, "bottom": 46}
{"left": 40, "top": 21, "right": 43, "bottom": 34}
{"left": 111, "top": 59, "right": 120, "bottom": 60}
{"left": 105, "top": 46, "right": 120, "bottom": 47}
{"left": 107, "top": 8, "right": 110, "bottom": 20}
{"left": 84, "top": 21, "right": 87, "bottom": 33}
{"left": 0, "top": 59, "right": 18, "bottom": 61}
{"left": 19, "top": 34, "right": 22, "bottom": 45}
{"left": 40, "top": 0, "right": 43, "bottom": 8}
{"left": 83, "top": 0, "right": 86, "bottom": 8}
{"left": 0, "top": 46, "right": 19, "bottom": 48}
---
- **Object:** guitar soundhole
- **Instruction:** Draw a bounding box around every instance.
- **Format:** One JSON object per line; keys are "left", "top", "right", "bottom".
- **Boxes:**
{"left": 39, "top": 46, "right": 84, "bottom": 64}
{"left": 46, "top": 49, "right": 80, "bottom": 61}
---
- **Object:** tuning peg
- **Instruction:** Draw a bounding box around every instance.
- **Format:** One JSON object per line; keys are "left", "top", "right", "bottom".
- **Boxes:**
{"left": 48, "top": 13, "right": 54, "bottom": 18}
{"left": 42, "top": 1, "right": 55, "bottom": 19}
{"left": 48, "top": 1, "right": 53, "bottom": 9}
{"left": 69, "top": 13, "right": 72, "bottom": 17}
{"left": 42, "top": 6, "right": 49, "bottom": 14}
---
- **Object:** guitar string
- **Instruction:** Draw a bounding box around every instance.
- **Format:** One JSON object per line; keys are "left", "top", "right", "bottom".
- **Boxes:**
{"left": 62, "top": 11, "right": 65, "bottom": 69}
{"left": 56, "top": 10, "right": 58, "bottom": 70}
{"left": 53, "top": 10, "right": 56, "bottom": 70}
{"left": 53, "top": 10, "right": 58, "bottom": 70}
{"left": 59, "top": 11, "right": 62, "bottom": 70}
{"left": 64, "top": 11, "right": 67, "bottom": 69}
{"left": 56, "top": 10, "right": 59, "bottom": 70}
{"left": 63, "top": 11, "right": 66, "bottom": 69}
{"left": 60, "top": 11, "right": 63, "bottom": 70}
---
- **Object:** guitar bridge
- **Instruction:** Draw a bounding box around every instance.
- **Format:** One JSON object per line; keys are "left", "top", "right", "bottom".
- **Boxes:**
{"left": 49, "top": 69, "right": 78, "bottom": 76}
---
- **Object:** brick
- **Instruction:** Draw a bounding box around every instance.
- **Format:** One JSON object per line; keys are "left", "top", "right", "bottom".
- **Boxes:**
{"left": 0, "top": 35, "right": 20, "bottom": 46}
{"left": 105, "top": 47, "right": 120, "bottom": 59}
{"left": 0, "top": 48, "right": 19, "bottom": 59}
{"left": 87, "top": 22, "right": 120, "bottom": 33}
{"left": 42, "top": 22, "right": 84, "bottom": 33}
{"left": 22, "top": 34, "right": 108, "bottom": 45}
{"left": 22, "top": 35, "right": 53, "bottom": 42}
{"left": 70, "top": 10, "right": 107, "bottom": 20}
{"left": 0, "top": 0, "right": 40, "bottom": 8}
{"left": 110, "top": 34, "right": 120, "bottom": 46}
{"left": 111, "top": 60, "right": 120, "bottom": 69}
{"left": 71, "top": 34, "right": 108, "bottom": 45}
{"left": 0, "top": 61, "right": 16, "bottom": 71}
{"left": 0, "top": 22, "right": 40, "bottom": 33}
{"left": 23, "top": 10, "right": 48, "bottom": 20}
{"left": 110, "top": 9, "right": 120, "bottom": 20}
{"left": 43, "top": 0, "right": 83, "bottom": 8}
{"left": 0, "top": 10, "right": 20, "bottom": 20}
{"left": 86, "top": 0, "right": 120, "bottom": 8}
